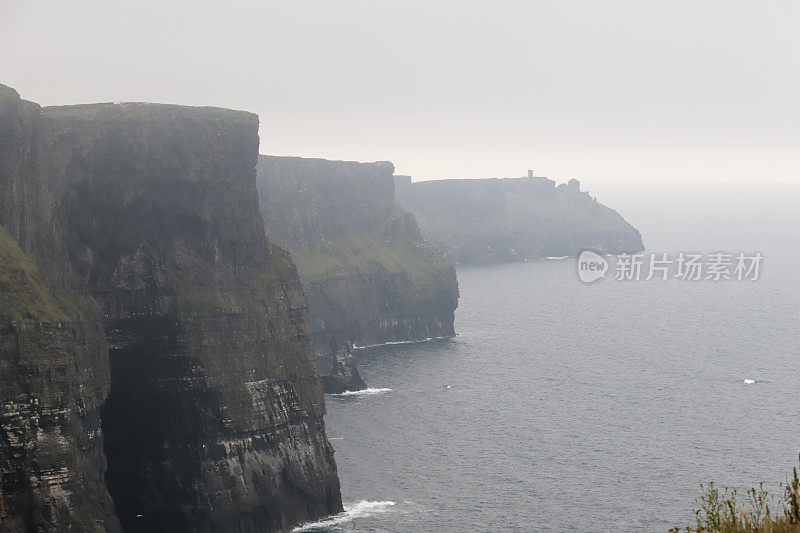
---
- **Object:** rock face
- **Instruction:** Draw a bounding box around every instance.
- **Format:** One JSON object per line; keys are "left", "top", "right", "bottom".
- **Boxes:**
{"left": 394, "top": 174, "right": 644, "bottom": 264}
{"left": 0, "top": 85, "right": 121, "bottom": 532}
{"left": 322, "top": 346, "right": 367, "bottom": 395}
{"left": 256, "top": 156, "right": 459, "bottom": 354}
{"left": 0, "top": 224, "right": 118, "bottom": 532}
{"left": 0, "top": 85, "right": 342, "bottom": 531}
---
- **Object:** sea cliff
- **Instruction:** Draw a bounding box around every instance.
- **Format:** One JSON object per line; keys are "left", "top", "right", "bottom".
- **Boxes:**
{"left": 0, "top": 85, "right": 341, "bottom": 531}
{"left": 256, "top": 156, "right": 459, "bottom": 354}
{"left": 394, "top": 174, "right": 644, "bottom": 264}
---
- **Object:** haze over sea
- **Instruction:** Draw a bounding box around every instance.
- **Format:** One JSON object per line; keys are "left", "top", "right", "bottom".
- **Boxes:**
{"left": 299, "top": 186, "right": 800, "bottom": 532}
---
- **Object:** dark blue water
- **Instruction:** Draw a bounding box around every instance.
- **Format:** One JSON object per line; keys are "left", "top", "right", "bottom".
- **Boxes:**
{"left": 298, "top": 188, "right": 800, "bottom": 532}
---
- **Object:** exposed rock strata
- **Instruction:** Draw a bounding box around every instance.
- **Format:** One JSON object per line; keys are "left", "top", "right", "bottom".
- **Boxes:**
{"left": 322, "top": 346, "right": 367, "bottom": 395}
{"left": 0, "top": 85, "right": 120, "bottom": 533}
{"left": 0, "top": 84, "right": 341, "bottom": 532}
{"left": 256, "top": 156, "right": 459, "bottom": 355}
{"left": 394, "top": 174, "right": 644, "bottom": 264}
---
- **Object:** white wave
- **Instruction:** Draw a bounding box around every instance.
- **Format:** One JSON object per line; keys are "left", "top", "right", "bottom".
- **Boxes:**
{"left": 351, "top": 336, "right": 449, "bottom": 350}
{"left": 743, "top": 379, "right": 756, "bottom": 384}
{"left": 546, "top": 255, "right": 569, "bottom": 260}
{"left": 332, "top": 387, "right": 392, "bottom": 397}
{"left": 292, "top": 500, "right": 396, "bottom": 532}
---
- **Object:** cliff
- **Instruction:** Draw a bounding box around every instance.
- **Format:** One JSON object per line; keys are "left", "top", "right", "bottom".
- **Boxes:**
{"left": 256, "top": 156, "right": 459, "bottom": 354}
{"left": 0, "top": 85, "right": 341, "bottom": 531}
{"left": 322, "top": 346, "right": 367, "bottom": 395}
{"left": 0, "top": 84, "right": 120, "bottom": 532}
{"left": 394, "top": 174, "right": 644, "bottom": 264}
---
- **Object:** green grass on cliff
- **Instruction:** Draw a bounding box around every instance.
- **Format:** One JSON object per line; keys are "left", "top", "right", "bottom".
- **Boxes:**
{"left": 259, "top": 243, "right": 299, "bottom": 284}
{"left": 290, "top": 230, "right": 452, "bottom": 282}
{"left": 175, "top": 291, "right": 224, "bottom": 314}
{"left": 0, "top": 227, "right": 68, "bottom": 323}
{"left": 170, "top": 243, "right": 298, "bottom": 315}
{"left": 671, "top": 463, "right": 800, "bottom": 533}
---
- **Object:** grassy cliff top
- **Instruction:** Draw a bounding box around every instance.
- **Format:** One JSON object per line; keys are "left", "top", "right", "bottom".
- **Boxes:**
{"left": 41, "top": 101, "right": 257, "bottom": 125}
{"left": 291, "top": 230, "right": 452, "bottom": 282}
{"left": 0, "top": 227, "right": 68, "bottom": 323}
{"left": 259, "top": 154, "right": 394, "bottom": 170}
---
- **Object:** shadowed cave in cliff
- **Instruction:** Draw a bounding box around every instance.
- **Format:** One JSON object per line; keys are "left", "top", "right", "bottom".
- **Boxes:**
{"left": 101, "top": 317, "right": 204, "bottom": 531}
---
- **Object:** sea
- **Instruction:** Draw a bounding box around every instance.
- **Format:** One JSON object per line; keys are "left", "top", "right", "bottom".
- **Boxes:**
{"left": 296, "top": 185, "right": 800, "bottom": 532}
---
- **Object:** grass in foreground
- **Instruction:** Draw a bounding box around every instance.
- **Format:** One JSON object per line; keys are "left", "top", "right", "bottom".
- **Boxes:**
{"left": 671, "top": 462, "right": 800, "bottom": 532}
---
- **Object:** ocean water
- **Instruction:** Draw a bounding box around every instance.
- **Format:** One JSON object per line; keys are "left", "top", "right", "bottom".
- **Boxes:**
{"left": 301, "top": 187, "right": 800, "bottom": 532}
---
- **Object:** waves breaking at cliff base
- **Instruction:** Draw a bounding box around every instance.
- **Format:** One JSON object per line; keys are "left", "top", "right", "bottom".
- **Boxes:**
{"left": 292, "top": 500, "right": 396, "bottom": 532}
{"left": 331, "top": 388, "right": 393, "bottom": 397}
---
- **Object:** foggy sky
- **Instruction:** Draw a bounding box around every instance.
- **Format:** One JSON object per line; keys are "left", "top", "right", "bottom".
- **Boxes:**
{"left": 2, "top": 1, "right": 798, "bottom": 188}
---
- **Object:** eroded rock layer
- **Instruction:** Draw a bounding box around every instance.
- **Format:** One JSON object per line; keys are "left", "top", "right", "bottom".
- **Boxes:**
{"left": 0, "top": 84, "right": 341, "bottom": 532}
{"left": 322, "top": 346, "right": 367, "bottom": 395}
{"left": 256, "top": 156, "right": 459, "bottom": 354}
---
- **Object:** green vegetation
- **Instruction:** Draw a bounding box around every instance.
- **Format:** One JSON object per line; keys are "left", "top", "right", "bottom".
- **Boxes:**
{"left": 175, "top": 291, "right": 223, "bottom": 314}
{"left": 41, "top": 101, "right": 256, "bottom": 125}
{"left": 259, "top": 244, "right": 295, "bottom": 284}
{"left": 291, "top": 229, "right": 451, "bottom": 282}
{"left": 166, "top": 243, "right": 297, "bottom": 316}
{"left": 0, "top": 226, "right": 68, "bottom": 323}
{"left": 671, "top": 464, "right": 800, "bottom": 532}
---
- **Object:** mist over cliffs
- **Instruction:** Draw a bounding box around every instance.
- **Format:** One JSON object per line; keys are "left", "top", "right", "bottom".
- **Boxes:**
{"left": 0, "top": 85, "right": 341, "bottom": 532}
{"left": 256, "top": 156, "right": 459, "bottom": 355}
{"left": 0, "top": 80, "right": 644, "bottom": 533}
{"left": 394, "top": 174, "right": 644, "bottom": 264}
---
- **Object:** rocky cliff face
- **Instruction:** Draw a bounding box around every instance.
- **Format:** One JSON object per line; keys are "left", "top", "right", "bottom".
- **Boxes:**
{"left": 0, "top": 85, "right": 120, "bottom": 532}
{"left": 394, "top": 174, "right": 644, "bottom": 264}
{"left": 0, "top": 85, "right": 341, "bottom": 531}
{"left": 322, "top": 346, "right": 367, "bottom": 395}
{"left": 0, "top": 225, "right": 118, "bottom": 532}
{"left": 256, "top": 156, "right": 459, "bottom": 354}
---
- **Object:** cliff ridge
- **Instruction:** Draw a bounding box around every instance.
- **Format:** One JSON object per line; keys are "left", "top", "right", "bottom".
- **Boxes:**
{"left": 394, "top": 173, "right": 644, "bottom": 264}
{"left": 0, "top": 85, "right": 341, "bottom": 532}
{"left": 256, "top": 156, "right": 459, "bottom": 355}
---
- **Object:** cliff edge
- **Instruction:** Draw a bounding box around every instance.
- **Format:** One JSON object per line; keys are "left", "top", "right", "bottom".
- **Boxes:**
{"left": 394, "top": 174, "right": 644, "bottom": 264}
{"left": 256, "top": 156, "right": 459, "bottom": 354}
{"left": 0, "top": 85, "right": 341, "bottom": 531}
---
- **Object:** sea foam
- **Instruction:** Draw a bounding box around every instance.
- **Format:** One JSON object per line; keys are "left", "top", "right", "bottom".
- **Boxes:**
{"left": 292, "top": 500, "right": 396, "bottom": 531}
{"left": 351, "top": 336, "right": 450, "bottom": 350}
{"left": 333, "top": 387, "right": 393, "bottom": 397}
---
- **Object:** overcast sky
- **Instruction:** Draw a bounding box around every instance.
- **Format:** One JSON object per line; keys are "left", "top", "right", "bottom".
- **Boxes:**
{"left": 2, "top": 0, "right": 798, "bottom": 187}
